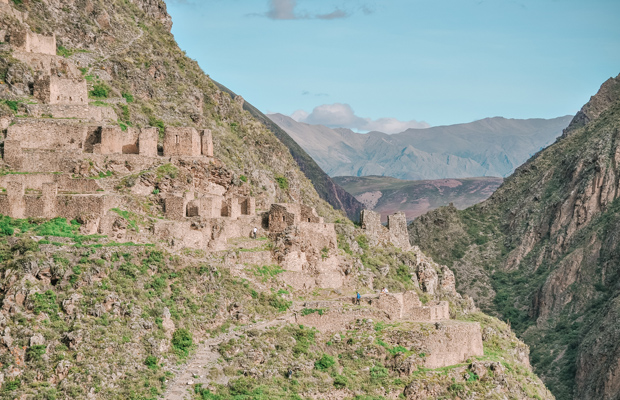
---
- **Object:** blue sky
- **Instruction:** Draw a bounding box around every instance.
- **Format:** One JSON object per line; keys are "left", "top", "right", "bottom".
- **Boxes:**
{"left": 167, "top": 0, "right": 620, "bottom": 132}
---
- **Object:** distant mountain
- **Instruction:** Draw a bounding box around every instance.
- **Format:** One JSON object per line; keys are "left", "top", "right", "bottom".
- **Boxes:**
{"left": 333, "top": 175, "right": 503, "bottom": 221}
{"left": 268, "top": 114, "right": 573, "bottom": 180}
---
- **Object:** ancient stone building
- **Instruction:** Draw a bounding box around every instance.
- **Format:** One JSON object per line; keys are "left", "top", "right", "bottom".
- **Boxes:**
{"left": 9, "top": 28, "right": 56, "bottom": 55}
{"left": 163, "top": 127, "right": 201, "bottom": 157}
{"left": 360, "top": 209, "right": 411, "bottom": 250}
{"left": 34, "top": 75, "right": 88, "bottom": 105}
{"left": 268, "top": 203, "right": 324, "bottom": 233}
{"left": 165, "top": 194, "right": 255, "bottom": 221}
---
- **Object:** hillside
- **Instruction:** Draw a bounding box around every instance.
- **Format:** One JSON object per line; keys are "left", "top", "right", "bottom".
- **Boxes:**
{"left": 408, "top": 73, "right": 620, "bottom": 400}
{"left": 0, "top": 0, "right": 552, "bottom": 399}
{"left": 334, "top": 175, "right": 503, "bottom": 221}
{"left": 269, "top": 113, "right": 572, "bottom": 180}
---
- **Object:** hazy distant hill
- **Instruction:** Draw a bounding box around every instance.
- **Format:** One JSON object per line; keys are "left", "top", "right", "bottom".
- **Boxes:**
{"left": 333, "top": 175, "right": 503, "bottom": 221}
{"left": 269, "top": 114, "right": 573, "bottom": 180}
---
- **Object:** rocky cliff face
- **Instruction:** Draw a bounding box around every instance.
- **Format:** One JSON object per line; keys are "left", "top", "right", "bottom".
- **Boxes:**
{"left": 409, "top": 73, "right": 620, "bottom": 400}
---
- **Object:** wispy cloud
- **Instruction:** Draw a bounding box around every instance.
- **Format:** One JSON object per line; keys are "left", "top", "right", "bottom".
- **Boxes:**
{"left": 291, "top": 103, "right": 430, "bottom": 134}
{"left": 263, "top": 0, "right": 375, "bottom": 20}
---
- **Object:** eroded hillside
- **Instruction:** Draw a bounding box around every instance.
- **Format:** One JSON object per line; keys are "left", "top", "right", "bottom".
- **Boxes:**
{"left": 409, "top": 74, "right": 620, "bottom": 400}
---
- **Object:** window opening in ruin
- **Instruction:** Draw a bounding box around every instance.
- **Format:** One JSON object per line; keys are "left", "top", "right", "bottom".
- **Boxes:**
{"left": 308, "top": 218, "right": 311, "bottom": 222}
{"left": 69, "top": 97, "right": 72, "bottom": 101}
{"left": 175, "top": 135, "right": 180, "bottom": 144}
{"left": 282, "top": 216, "right": 285, "bottom": 222}
{"left": 57, "top": 96, "right": 60, "bottom": 100}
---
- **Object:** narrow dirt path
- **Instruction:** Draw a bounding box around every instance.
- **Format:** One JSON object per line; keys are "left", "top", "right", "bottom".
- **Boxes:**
{"left": 163, "top": 315, "right": 292, "bottom": 400}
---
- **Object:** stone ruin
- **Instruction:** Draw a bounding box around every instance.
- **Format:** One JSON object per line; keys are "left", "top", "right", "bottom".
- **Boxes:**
{"left": 291, "top": 290, "right": 483, "bottom": 369}
{"left": 360, "top": 209, "right": 411, "bottom": 251}
{"left": 268, "top": 203, "right": 324, "bottom": 233}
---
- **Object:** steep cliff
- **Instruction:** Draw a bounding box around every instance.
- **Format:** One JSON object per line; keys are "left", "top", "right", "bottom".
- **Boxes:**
{"left": 409, "top": 74, "right": 620, "bottom": 400}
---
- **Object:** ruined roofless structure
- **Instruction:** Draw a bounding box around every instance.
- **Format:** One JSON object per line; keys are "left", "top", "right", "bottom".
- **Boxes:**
{"left": 360, "top": 209, "right": 412, "bottom": 250}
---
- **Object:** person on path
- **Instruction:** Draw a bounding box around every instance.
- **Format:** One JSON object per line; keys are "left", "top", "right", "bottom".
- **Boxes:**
{"left": 355, "top": 291, "right": 361, "bottom": 305}
{"left": 287, "top": 369, "right": 293, "bottom": 379}
{"left": 381, "top": 287, "right": 389, "bottom": 295}
{"left": 252, "top": 227, "right": 258, "bottom": 239}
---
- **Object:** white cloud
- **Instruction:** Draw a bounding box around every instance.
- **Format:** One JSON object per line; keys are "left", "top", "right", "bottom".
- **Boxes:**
{"left": 290, "top": 103, "right": 429, "bottom": 134}
{"left": 264, "top": 0, "right": 363, "bottom": 20}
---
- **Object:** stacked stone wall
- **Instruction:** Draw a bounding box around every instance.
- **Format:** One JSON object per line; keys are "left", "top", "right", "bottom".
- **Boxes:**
{"left": 3, "top": 140, "right": 22, "bottom": 169}
{"left": 361, "top": 209, "right": 412, "bottom": 250}
{"left": 201, "top": 129, "right": 213, "bottom": 157}
{"left": 269, "top": 203, "right": 298, "bottom": 232}
{"left": 163, "top": 127, "right": 201, "bottom": 157}
{"left": 7, "top": 120, "right": 87, "bottom": 150}
{"left": 387, "top": 212, "right": 411, "bottom": 250}
{"left": 12, "top": 52, "right": 80, "bottom": 77}
{"left": 10, "top": 29, "right": 55, "bottom": 55}
{"left": 94, "top": 127, "right": 140, "bottom": 155}
{"left": 423, "top": 322, "right": 484, "bottom": 368}
{"left": 0, "top": 174, "right": 101, "bottom": 193}
{"left": 34, "top": 76, "right": 87, "bottom": 105}
{"left": 138, "top": 128, "right": 158, "bottom": 157}
{"left": 26, "top": 104, "right": 117, "bottom": 122}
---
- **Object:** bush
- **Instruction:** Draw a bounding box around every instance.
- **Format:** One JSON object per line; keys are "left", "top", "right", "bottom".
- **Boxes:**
{"left": 292, "top": 326, "right": 315, "bottom": 356}
{"left": 122, "top": 92, "right": 134, "bottom": 103}
{"left": 172, "top": 328, "right": 193, "bottom": 357}
{"left": 33, "top": 290, "right": 59, "bottom": 319}
{"left": 370, "top": 365, "right": 389, "bottom": 380}
{"left": 239, "top": 175, "right": 247, "bottom": 182}
{"left": 26, "top": 345, "right": 46, "bottom": 361}
{"left": 275, "top": 175, "right": 288, "bottom": 190}
{"left": 144, "top": 355, "right": 158, "bottom": 370}
{"left": 333, "top": 374, "right": 348, "bottom": 389}
{"left": 314, "top": 354, "right": 335, "bottom": 371}
{"left": 149, "top": 116, "right": 165, "bottom": 133}
{"left": 90, "top": 83, "right": 110, "bottom": 98}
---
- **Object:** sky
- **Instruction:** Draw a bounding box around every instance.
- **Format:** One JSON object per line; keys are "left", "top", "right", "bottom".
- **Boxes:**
{"left": 167, "top": 0, "right": 620, "bottom": 132}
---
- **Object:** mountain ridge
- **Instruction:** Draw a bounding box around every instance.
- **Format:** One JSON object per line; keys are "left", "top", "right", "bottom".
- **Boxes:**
{"left": 269, "top": 113, "right": 573, "bottom": 180}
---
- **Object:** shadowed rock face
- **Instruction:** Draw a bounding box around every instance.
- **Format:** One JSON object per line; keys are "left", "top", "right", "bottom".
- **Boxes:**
{"left": 409, "top": 73, "right": 620, "bottom": 400}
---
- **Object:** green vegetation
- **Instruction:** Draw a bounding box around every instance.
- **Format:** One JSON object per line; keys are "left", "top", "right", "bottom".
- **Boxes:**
{"left": 156, "top": 163, "right": 178, "bottom": 179}
{"left": 122, "top": 92, "right": 134, "bottom": 103}
{"left": 172, "top": 328, "right": 193, "bottom": 359}
{"left": 90, "top": 83, "right": 110, "bottom": 99}
{"left": 275, "top": 175, "right": 288, "bottom": 190}
{"left": 314, "top": 354, "right": 335, "bottom": 371}
{"left": 301, "top": 308, "right": 324, "bottom": 316}
{"left": 1, "top": 99, "right": 19, "bottom": 113}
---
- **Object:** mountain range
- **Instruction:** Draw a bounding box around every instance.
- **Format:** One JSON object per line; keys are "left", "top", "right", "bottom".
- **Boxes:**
{"left": 333, "top": 175, "right": 503, "bottom": 221}
{"left": 269, "top": 113, "right": 573, "bottom": 180}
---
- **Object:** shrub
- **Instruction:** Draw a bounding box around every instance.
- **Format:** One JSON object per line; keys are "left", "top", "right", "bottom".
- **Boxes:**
{"left": 90, "top": 83, "right": 110, "bottom": 98}
{"left": 314, "top": 354, "right": 335, "bottom": 371}
{"left": 301, "top": 308, "right": 324, "bottom": 316}
{"left": 26, "top": 345, "right": 46, "bottom": 361}
{"left": 157, "top": 164, "right": 178, "bottom": 179}
{"left": 370, "top": 365, "right": 389, "bottom": 380}
{"left": 32, "top": 290, "right": 59, "bottom": 319}
{"left": 333, "top": 374, "right": 348, "bottom": 389}
{"left": 144, "top": 355, "right": 158, "bottom": 370}
{"left": 172, "top": 328, "right": 193, "bottom": 357}
{"left": 268, "top": 294, "right": 291, "bottom": 312}
{"left": 149, "top": 116, "right": 165, "bottom": 133}
{"left": 1, "top": 100, "right": 19, "bottom": 113}
{"left": 275, "top": 175, "right": 288, "bottom": 190}
{"left": 292, "top": 326, "right": 315, "bottom": 356}
{"left": 122, "top": 92, "right": 134, "bottom": 103}
{"left": 239, "top": 175, "right": 247, "bottom": 182}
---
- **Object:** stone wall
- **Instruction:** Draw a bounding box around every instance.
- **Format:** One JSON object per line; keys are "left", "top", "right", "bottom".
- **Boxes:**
{"left": 422, "top": 322, "right": 484, "bottom": 368}
{"left": 0, "top": 182, "right": 107, "bottom": 220}
{"left": 269, "top": 203, "right": 323, "bottom": 232}
{"left": 7, "top": 120, "right": 87, "bottom": 150}
{"left": 201, "top": 129, "right": 213, "bottom": 157}
{"left": 387, "top": 212, "right": 411, "bottom": 250}
{"left": 3, "top": 140, "right": 22, "bottom": 169}
{"left": 0, "top": 174, "right": 102, "bottom": 193}
{"left": 26, "top": 104, "right": 117, "bottom": 122}
{"left": 0, "top": 3, "right": 27, "bottom": 23}
{"left": 9, "top": 29, "right": 55, "bottom": 55}
{"left": 361, "top": 209, "right": 411, "bottom": 250}
{"left": 165, "top": 196, "right": 185, "bottom": 221}
{"left": 163, "top": 127, "right": 201, "bottom": 157}
{"left": 12, "top": 52, "right": 80, "bottom": 77}
{"left": 138, "top": 128, "right": 158, "bottom": 157}
{"left": 34, "top": 76, "right": 88, "bottom": 105}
